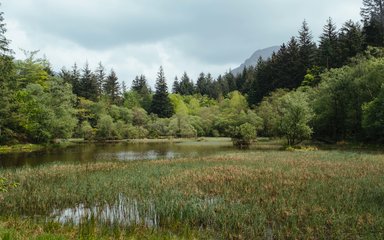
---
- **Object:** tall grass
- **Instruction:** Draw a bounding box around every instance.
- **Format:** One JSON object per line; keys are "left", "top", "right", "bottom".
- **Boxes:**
{"left": 1, "top": 149, "right": 384, "bottom": 238}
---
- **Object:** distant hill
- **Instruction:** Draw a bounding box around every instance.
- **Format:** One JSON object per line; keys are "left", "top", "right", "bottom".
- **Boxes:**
{"left": 231, "top": 46, "right": 280, "bottom": 76}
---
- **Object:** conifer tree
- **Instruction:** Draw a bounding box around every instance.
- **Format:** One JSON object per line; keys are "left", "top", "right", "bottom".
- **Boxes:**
{"left": 172, "top": 76, "right": 180, "bottom": 94}
{"left": 70, "top": 63, "right": 81, "bottom": 96}
{"left": 150, "top": 66, "right": 173, "bottom": 118}
{"left": 318, "top": 18, "right": 340, "bottom": 69}
{"left": 0, "top": 8, "right": 14, "bottom": 143}
{"left": 95, "top": 62, "right": 106, "bottom": 96}
{"left": 361, "top": 0, "right": 384, "bottom": 46}
{"left": 338, "top": 20, "right": 364, "bottom": 64}
{"left": 104, "top": 69, "right": 120, "bottom": 105}
{"left": 179, "top": 72, "right": 195, "bottom": 95}
{"left": 79, "top": 62, "right": 98, "bottom": 101}
{"left": 297, "top": 20, "right": 317, "bottom": 74}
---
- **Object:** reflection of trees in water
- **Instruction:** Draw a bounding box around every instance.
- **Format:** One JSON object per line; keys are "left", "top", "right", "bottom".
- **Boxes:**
{"left": 2, "top": 142, "right": 233, "bottom": 168}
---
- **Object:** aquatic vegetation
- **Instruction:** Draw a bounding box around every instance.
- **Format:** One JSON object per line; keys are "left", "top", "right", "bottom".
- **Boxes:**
{"left": 1, "top": 149, "right": 384, "bottom": 238}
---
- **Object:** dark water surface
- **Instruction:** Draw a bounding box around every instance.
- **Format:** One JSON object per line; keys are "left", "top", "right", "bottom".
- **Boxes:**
{"left": 0, "top": 140, "right": 233, "bottom": 168}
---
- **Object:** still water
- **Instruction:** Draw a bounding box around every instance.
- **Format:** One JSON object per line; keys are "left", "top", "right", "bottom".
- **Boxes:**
{"left": 0, "top": 139, "right": 233, "bottom": 168}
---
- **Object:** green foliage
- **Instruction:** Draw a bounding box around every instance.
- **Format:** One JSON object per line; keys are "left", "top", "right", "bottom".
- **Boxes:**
{"left": 150, "top": 66, "right": 174, "bottom": 118}
{"left": 312, "top": 52, "right": 384, "bottom": 141}
{"left": 96, "top": 115, "right": 118, "bottom": 140}
{"left": 103, "top": 69, "right": 120, "bottom": 104}
{"left": 277, "top": 91, "right": 313, "bottom": 146}
{"left": 362, "top": 85, "right": 384, "bottom": 141}
{"left": 0, "top": 177, "right": 18, "bottom": 193}
{"left": 318, "top": 18, "right": 341, "bottom": 69}
{"left": 256, "top": 89, "right": 289, "bottom": 137}
{"left": 230, "top": 123, "right": 257, "bottom": 148}
{"left": 15, "top": 51, "right": 49, "bottom": 89}
{"left": 80, "top": 121, "right": 95, "bottom": 140}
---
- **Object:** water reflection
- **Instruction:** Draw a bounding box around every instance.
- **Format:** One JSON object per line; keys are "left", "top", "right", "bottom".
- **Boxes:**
{"left": 0, "top": 140, "right": 233, "bottom": 168}
{"left": 51, "top": 194, "right": 158, "bottom": 227}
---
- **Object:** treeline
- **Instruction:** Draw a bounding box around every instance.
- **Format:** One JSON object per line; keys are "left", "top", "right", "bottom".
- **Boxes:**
{"left": 1, "top": 0, "right": 384, "bottom": 146}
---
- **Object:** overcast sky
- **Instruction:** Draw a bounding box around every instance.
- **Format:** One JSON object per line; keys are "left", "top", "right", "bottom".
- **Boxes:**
{"left": 3, "top": 0, "right": 362, "bottom": 88}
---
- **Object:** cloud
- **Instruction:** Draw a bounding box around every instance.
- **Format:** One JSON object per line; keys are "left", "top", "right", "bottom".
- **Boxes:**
{"left": 2, "top": 0, "right": 363, "bottom": 87}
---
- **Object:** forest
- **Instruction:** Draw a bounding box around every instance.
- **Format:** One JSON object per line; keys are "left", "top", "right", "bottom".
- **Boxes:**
{"left": 1, "top": 0, "right": 384, "bottom": 147}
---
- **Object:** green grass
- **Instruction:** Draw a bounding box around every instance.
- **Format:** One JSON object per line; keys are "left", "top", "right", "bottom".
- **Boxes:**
{"left": 0, "top": 144, "right": 44, "bottom": 154}
{"left": 1, "top": 147, "right": 384, "bottom": 239}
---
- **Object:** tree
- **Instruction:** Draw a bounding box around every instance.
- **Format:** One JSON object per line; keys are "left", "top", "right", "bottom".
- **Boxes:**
{"left": 361, "top": 0, "right": 384, "bottom": 46}
{"left": 277, "top": 91, "right": 313, "bottom": 146}
{"left": 79, "top": 62, "right": 98, "bottom": 101}
{"left": 172, "top": 76, "right": 180, "bottom": 93}
{"left": 338, "top": 20, "right": 364, "bottom": 64}
{"left": 362, "top": 84, "right": 384, "bottom": 141}
{"left": 95, "top": 62, "right": 106, "bottom": 96}
{"left": 0, "top": 7, "right": 12, "bottom": 55}
{"left": 179, "top": 72, "right": 195, "bottom": 95}
{"left": 104, "top": 69, "right": 120, "bottom": 104}
{"left": 318, "top": 18, "right": 340, "bottom": 69}
{"left": 150, "top": 66, "right": 174, "bottom": 118}
{"left": 230, "top": 123, "right": 257, "bottom": 149}
{"left": 0, "top": 8, "right": 14, "bottom": 144}
{"left": 297, "top": 20, "right": 317, "bottom": 75}
{"left": 130, "top": 74, "right": 152, "bottom": 111}
{"left": 256, "top": 89, "right": 289, "bottom": 137}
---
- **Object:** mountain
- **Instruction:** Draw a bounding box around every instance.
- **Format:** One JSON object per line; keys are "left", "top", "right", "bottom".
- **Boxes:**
{"left": 231, "top": 46, "right": 280, "bottom": 76}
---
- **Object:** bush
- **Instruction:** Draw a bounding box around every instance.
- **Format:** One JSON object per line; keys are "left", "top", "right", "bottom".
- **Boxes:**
{"left": 230, "top": 123, "right": 257, "bottom": 149}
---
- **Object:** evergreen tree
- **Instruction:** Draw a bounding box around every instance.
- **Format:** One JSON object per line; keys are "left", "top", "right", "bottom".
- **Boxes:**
{"left": 95, "top": 62, "right": 106, "bottom": 96}
{"left": 297, "top": 20, "right": 317, "bottom": 74}
{"left": 131, "top": 74, "right": 150, "bottom": 94}
{"left": 217, "top": 74, "right": 229, "bottom": 96}
{"left": 179, "top": 72, "right": 195, "bottom": 95}
{"left": 79, "top": 62, "right": 98, "bottom": 101}
{"left": 121, "top": 81, "right": 127, "bottom": 94}
{"left": 196, "top": 72, "right": 208, "bottom": 95}
{"left": 70, "top": 63, "right": 81, "bottom": 96}
{"left": 224, "top": 72, "right": 237, "bottom": 92}
{"left": 130, "top": 74, "right": 151, "bottom": 112}
{"left": 0, "top": 8, "right": 14, "bottom": 143}
{"left": 104, "top": 69, "right": 120, "bottom": 105}
{"left": 150, "top": 66, "right": 173, "bottom": 118}
{"left": 318, "top": 18, "right": 340, "bottom": 69}
{"left": 361, "top": 0, "right": 384, "bottom": 46}
{"left": 172, "top": 76, "right": 180, "bottom": 93}
{"left": 59, "top": 67, "right": 71, "bottom": 84}
{"left": 0, "top": 6, "right": 12, "bottom": 55}
{"left": 338, "top": 20, "right": 364, "bottom": 64}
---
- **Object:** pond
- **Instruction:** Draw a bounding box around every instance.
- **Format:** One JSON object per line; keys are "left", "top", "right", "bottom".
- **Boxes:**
{"left": 0, "top": 139, "right": 234, "bottom": 168}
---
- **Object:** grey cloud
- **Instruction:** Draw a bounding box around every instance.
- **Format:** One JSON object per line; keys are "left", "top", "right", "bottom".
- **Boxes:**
{"left": 3, "top": 0, "right": 362, "bottom": 71}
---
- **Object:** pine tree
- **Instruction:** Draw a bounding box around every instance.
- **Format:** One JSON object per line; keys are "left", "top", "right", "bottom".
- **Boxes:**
{"left": 338, "top": 20, "right": 364, "bottom": 64}
{"left": 0, "top": 7, "right": 12, "bottom": 55}
{"left": 121, "top": 81, "right": 127, "bottom": 95}
{"left": 131, "top": 74, "right": 150, "bottom": 94}
{"left": 104, "top": 69, "right": 120, "bottom": 105}
{"left": 318, "top": 18, "right": 340, "bottom": 69}
{"left": 79, "top": 62, "right": 98, "bottom": 101}
{"left": 150, "top": 66, "right": 173, "bottom": 118}
{"left": 361, "top": 0, "right": 384, "bottom": 46}
{"left": 70, "top": 63, "right": 81, "bottom": 96}
{"left": 297, "top": 20, "right": 317, "bottom": 74}
{"left": 179, "top": 72, "right": 195, "bottom": 95}
{"left": 95, "top": 62, "right": 106, "bottom": 96}
{"left": 196, "top": 72, "right": 207, "bottom": 95}
{"left": 0, "top": 8, "right": 14, "bottom": 143}
{"left": 172, "top": 76, "right": 180, "bottom": 94}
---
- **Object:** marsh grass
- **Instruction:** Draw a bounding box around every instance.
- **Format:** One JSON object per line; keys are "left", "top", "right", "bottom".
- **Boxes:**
{"left": 1, "top": 149, "right": 384, "bottom": 238}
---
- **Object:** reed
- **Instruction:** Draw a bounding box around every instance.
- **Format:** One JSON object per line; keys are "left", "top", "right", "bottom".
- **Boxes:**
{"left": 1, "top": 149, "right": 384, "bottom": 238}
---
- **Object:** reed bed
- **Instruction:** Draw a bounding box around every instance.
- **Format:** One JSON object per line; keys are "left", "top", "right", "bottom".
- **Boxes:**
{"left": 1, "top": 149, "right": 384, "bottom": 239}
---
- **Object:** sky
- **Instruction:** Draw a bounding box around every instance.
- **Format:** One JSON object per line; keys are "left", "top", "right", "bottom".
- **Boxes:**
{"left": 2, "top": 0, "right": 362, "bottom": 88}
